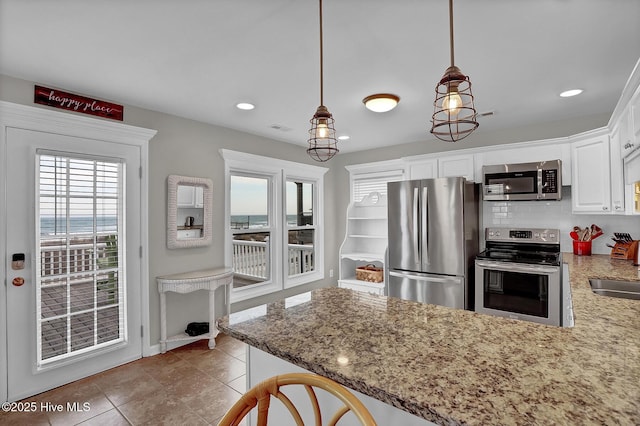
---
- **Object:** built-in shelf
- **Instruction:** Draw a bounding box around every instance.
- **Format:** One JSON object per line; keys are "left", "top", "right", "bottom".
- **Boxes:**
{"left": 338, "top": 192, "right": 388, "bottom": 296}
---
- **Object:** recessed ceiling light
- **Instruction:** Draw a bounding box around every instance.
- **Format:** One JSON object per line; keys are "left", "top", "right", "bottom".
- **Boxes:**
{"left": 338, "top": 135, "right": 350, "bottom": 140}
{"left": 236, "top": 102, "right": 255, "bottom": 110}
{"left": 363, "top": 93, "right": 400, "bottom": 113}
{"left": 559, "top": 89, "right": 583, "bottom": 98}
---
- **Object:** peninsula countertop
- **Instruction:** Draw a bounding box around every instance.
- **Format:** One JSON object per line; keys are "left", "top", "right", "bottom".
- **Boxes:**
{"left": 218, "top": 254, "right": 640, "bottom": 425}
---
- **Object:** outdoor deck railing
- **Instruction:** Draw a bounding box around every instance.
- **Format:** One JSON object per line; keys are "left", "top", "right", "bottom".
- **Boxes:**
{"left": 232, "top": 240, "right": 314, "bottom": 279}
{"left": 40, "top": 237, "right": 313, "bottom": 284}
{"left": 40, "top": 237, "right": 114, "bottom": 277}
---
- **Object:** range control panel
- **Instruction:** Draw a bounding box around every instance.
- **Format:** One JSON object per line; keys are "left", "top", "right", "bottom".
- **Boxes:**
{"left": 485, "top": 227, "right": 560, "bottom": 244}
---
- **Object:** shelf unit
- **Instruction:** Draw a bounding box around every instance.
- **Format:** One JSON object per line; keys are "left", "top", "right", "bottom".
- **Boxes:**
{"left": 338, "top": 192, "right": 388, "bottom": 295}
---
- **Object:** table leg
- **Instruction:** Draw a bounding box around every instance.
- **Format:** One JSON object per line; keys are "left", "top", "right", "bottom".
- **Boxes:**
{"left": 208, "top": 287, "right": 219, "bottom": 349}
{"left": 160, "top": 292, "right": 167, "bottom": 353}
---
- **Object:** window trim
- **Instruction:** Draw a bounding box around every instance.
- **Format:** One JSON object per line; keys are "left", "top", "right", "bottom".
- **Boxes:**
{"left": 220, "top": 150, "right": 328, "bottom": 302}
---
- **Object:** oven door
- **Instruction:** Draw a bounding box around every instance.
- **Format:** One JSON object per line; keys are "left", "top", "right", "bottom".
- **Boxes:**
{"left": 474, "top": 260, "right": 561, "bottom": 326}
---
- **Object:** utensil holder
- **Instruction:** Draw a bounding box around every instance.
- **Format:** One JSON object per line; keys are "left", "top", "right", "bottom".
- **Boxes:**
{"left": 573, "top": 240, "right": 592, "bottom": 256}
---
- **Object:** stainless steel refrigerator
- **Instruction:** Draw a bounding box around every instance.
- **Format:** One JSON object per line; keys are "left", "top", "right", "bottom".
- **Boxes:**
{"left": 387, "top": 177, "right": 479, "bottom": 310}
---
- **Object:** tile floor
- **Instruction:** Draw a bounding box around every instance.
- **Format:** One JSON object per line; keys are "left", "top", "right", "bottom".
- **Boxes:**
{"left": 0, "top": 334, "right": 248, "bottom": 425}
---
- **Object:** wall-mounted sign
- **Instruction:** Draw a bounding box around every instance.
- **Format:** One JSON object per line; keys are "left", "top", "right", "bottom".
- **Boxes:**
{"left": 34, "top": 85, "right": 123, "bottom": 121}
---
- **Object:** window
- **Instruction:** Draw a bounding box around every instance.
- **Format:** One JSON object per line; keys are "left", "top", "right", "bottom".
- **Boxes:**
{"left": 230, "top": 174, "right": 272, "bottom": 288}
{"left": 36, "top": 152, "right": 125, "bottom": 366}
{"left": 347, "top": 160, "right": 406, "bottom": 202}
{"left": 222, "top": 150, "right": 328, "bottom": 302}
{"left": 286, "top": 180, "right": 315, "bottom": 277}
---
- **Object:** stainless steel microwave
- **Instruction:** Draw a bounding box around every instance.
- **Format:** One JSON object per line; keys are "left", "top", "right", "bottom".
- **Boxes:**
{"left": 482, "top": 160, "right": 562, "bottom": 201}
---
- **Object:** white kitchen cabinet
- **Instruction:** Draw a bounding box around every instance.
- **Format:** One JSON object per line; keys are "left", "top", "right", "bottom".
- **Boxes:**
{"left": 631, "top": 89, "right": 640, "bottom": 157}
{"left": 609, "top": 122, "right": 627, "bottom": 213}
{"left": 338, "top": 192, "right": 387, "bottom": 295}
{"left": 177, "top": 185, "right": 204, "bottom": 208}
{"left": 571, "top": 132, "right": 612, "bottom": 213}
{"left": 614, "top": 103, "right": 635, "bottom": 160}
{"left": 616, "top": 86, "right": 640, "bottom": 159}
{"left": 407, "top": 158, "right": 437, "bottom": 180}
{"left": 406, "top": 153, "right": 475, "bottom": 181}
{"left": 438, "top": 153, "right": 476, "bottom": 181}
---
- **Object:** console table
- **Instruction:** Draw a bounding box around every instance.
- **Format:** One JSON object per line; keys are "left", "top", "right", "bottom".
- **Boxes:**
{"left": 157, "top": 267, "right": 233, "bottom": 353}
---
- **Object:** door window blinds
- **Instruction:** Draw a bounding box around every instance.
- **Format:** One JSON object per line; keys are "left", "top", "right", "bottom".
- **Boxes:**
{"left": 36, "top": 152, "right": 126, "bottom": 367}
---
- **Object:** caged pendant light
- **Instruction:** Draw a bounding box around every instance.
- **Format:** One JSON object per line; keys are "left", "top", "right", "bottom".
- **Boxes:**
{"left": 307, "top": 0, "right": 339, "bottom": 162}
{"left": 430, "top": 0, "right": 479, "bottom": 142}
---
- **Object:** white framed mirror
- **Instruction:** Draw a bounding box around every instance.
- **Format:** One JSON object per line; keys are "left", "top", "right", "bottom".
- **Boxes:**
{"left": 167, "top": 174, "right": 213, "bottom": 249}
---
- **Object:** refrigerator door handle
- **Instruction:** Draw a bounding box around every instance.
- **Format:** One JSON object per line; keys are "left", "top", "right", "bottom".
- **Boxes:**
{"left": 413, "top": 187, "right": 419, "bottom": 265}
{"left": 389, "top": 270, "right": 453, "bottom": 283}
{"left": 421, "top": 185, "right": 429, "bottom": 265}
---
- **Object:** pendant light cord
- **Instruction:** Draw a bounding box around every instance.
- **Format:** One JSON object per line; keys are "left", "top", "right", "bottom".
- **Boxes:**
{"left": 319, "top": 0, "right": 324, "bottom": 106}
{"left": 449, "top": 0, "right": 455, "bottom": 67}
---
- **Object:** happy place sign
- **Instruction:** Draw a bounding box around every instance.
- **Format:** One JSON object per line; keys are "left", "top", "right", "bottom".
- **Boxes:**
{"left": 34, "top": 85, "right": 123, "bottom": 121}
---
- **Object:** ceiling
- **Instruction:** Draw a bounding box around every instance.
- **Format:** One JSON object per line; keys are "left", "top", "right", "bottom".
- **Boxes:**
{"left": 1, "top": 0, "right": 639, "bottom": 154}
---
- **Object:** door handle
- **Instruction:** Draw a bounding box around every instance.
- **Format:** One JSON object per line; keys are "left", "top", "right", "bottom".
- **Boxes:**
{"left": 422, "top": 186, "right": 429, "bottom": 265}
{"left": 413, "top": 187, "right": 419, "bottom": 265}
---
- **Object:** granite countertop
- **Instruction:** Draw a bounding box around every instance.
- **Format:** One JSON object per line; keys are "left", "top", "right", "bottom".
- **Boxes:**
{"left": 218, "top": 254, "right": 640, "bottom": 425}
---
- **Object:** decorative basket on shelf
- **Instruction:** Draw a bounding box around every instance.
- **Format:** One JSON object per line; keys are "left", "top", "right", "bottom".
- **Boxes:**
{"left": 355, "top": 264, "right": 383, "bottom": 283}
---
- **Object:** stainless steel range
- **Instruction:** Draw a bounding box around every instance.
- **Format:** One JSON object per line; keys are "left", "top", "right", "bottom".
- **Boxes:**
{"left": 474, "top": 227, "right": 563, "bottom": 326}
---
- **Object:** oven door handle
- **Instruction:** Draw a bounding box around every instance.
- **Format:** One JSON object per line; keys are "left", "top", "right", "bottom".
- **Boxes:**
{"left": 475, "top": 260, "right": 559, "bottom": 274}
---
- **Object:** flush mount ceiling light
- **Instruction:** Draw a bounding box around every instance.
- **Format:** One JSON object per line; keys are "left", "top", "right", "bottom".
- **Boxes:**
{"left": 363, "top": 93, "right": 400, "bottom": 113}
{"left": 307, "top": 0, "right": 339, "bottom": 162}
{"left": 236, "top": 102, "right": 256, "bottom": 111}
{"left": 236, "top": 102, "right": 255, "bottom": 110}
{"left": 430, "top": 0, "right": 479, "bottom": 143}
{"left": 559, "top": 89, "right": 583, "bottom": 98}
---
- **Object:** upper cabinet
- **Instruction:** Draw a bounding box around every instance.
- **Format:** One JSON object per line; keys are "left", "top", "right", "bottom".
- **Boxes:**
{"left": 406, "top": 153, "right": 476, "bottom": 181}
{"left": 438, "top": 154, "right": 475, "bottom": 181}
{"left": 631, "top": 89, "right": 640, "bottom": 157}
{"left": 610, "top": 79, "right": 640, "bottom": 160}
{"left": 570, "top": 132, "right": 612, "bottom": 213}
{"left": 407, "top": 157, "right": 437, "bottom": 180}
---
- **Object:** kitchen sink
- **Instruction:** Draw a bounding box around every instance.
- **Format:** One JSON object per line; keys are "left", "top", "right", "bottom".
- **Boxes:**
{"left": 589, "top": 279, "right": 640, "bottom": 300}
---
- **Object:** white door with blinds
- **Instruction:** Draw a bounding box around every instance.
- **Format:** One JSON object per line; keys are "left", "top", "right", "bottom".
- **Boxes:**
{"left": 5, "top": 127, "right": 143, "bottom": 401}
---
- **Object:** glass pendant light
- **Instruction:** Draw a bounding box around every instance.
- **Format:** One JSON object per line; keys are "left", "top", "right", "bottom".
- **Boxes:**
{"left": 307, "top": 0, "right": 339, "bottom": 162}
{"left": 430, "top": 0, "right": 479, "bottom": 142}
